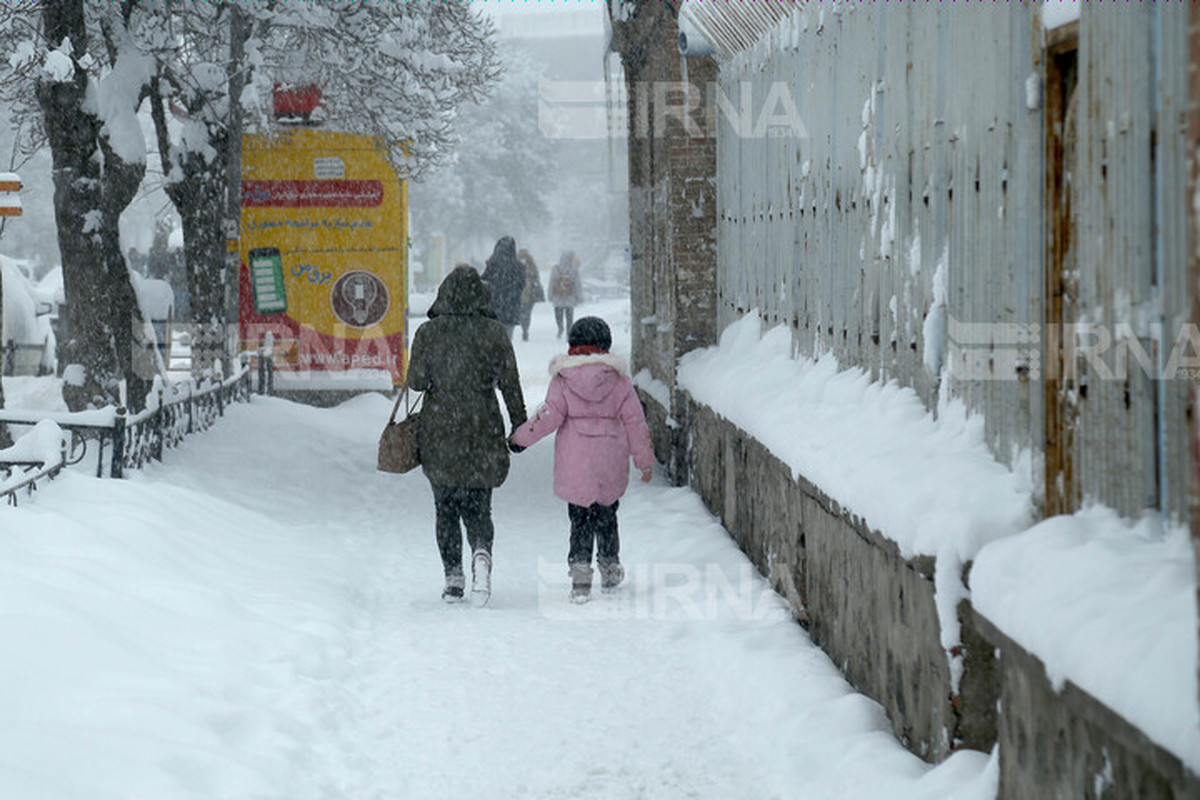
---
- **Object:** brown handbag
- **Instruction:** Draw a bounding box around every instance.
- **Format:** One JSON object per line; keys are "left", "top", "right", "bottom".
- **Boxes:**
{"left": 377, "top": 386, "right": 422, "bottom": 474}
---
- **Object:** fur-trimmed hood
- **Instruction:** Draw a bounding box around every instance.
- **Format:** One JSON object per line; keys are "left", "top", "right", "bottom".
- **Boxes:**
{"left": 549, "top": 352, "right": 629, "bottom": 403}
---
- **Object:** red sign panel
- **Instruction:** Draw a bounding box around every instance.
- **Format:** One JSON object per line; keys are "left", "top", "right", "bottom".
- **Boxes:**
{"left": 241, "top": 180, "right": 384, "bottom": 208}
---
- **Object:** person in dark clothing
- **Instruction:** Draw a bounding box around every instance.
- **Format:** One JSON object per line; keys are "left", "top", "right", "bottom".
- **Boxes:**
{"left": 481, "top": 236, "right": 525, "bottom": 339}
{"left": 406, "top": 264, "right": 528, "bottom": 604}
{"left": 517, "top": 248, "right": 545, "bottom": 342}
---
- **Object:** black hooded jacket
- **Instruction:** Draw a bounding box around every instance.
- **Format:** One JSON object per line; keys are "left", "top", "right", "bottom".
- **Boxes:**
{"left": 481, "top": 236, "right": 525, "bottom": 326}
{"left": 406, "top": 265, "right": 527, "bottom": 488}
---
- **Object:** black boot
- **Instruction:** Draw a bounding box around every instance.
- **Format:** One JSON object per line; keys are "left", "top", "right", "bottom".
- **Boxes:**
{"left": 442, "top": 569, "right": 465, "bottom": 603}
{"left": 569, "top": 564, "right": 592, "bottom": 604}
{"left": 599, "top": 561, "right": 624, "bottom": 591}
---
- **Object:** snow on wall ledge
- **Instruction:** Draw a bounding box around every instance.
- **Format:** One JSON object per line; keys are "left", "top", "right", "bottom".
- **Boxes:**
{"left": 676, "top": 312, "right": 1033, "bottom": 563}
{"left": 970, "top": 507, "right": 1200, "bottom": 774}
{"left": 677, "top": 311, "right": 1199, "bottom": 775}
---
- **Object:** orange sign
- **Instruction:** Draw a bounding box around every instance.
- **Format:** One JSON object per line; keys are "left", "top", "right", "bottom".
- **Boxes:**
{"left": 238, "top": 130, "right": 407, "bottom": 385}
{"left": 0, "top": 172, "right": 21, "bottom": 217}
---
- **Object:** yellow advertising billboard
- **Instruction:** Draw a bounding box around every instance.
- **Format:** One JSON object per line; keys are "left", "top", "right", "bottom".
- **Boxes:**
{"left": 238, "top": 129, "right": 407, "bottom": 387}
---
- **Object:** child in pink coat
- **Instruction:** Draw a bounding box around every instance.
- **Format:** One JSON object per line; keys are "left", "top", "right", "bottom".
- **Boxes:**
{"left": 509, "top": 317, "right": 655, "bottom": 602}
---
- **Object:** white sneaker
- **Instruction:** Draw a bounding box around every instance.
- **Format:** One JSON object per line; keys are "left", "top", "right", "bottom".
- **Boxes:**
{"left": 471, "top": 550, "right": 492, "bottom": 607}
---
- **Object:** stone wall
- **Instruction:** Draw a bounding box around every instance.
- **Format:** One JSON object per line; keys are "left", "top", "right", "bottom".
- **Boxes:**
{"left": 678, "top": 391, "right": 1200, "bottom": 795}
{"left": 682, "top": 396, "right": 996, "bottom": 761}
{"left": 974, "top": 611, "right": 1200, "bottom": 799}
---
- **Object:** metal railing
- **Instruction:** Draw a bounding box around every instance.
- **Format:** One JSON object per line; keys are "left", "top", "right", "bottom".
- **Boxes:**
{"left": 0, "top": 364, "right": 253, "bottom": 504}
{"left": 113, "top": 365, "right": 253, "bottom": 477}
{"left": 1, "top": 454, "right": 67, "bottom": 507}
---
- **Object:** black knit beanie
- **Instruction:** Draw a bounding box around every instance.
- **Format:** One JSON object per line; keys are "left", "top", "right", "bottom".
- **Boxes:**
{"left": 568, "top": 316, "right": 612, "bottom": 351}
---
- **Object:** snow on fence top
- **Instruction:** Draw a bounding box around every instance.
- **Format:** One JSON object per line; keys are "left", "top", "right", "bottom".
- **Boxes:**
{"left": 677, "top": 311, "right": 1034, "bottom": 564}
{"left": 679, "top": 312, "right": 1198, "bottom": 772}
{"left": 1042, "top": 0, "right": 1080, "bottom": 31}
{"left": 0, "top": 419, "right": 66, "bottom": 466}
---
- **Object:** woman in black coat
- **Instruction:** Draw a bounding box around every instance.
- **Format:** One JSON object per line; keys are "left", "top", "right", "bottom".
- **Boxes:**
{"left": 406, "top": 264, "right": 528, "bottom": 604}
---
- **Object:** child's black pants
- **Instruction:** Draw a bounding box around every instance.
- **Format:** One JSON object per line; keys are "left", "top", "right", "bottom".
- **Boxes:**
{"left": 568, "top": 501, "right": 620, "bottom": 567}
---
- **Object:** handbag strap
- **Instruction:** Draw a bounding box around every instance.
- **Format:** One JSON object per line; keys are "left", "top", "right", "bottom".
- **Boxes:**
{"left": 388, "top": 384, "right": 423, "bottom": 423}
{"left": 388, "top": 385, "right": 408, "bottom": 424}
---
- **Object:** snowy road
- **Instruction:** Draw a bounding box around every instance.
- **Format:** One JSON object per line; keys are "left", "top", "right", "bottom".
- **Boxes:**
{"left": 2, "top": 300, "right": 995, "bottom": 799}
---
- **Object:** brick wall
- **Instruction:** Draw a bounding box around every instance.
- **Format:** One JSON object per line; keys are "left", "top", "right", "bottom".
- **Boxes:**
{"left": 610, "top": 0, "right": 717, "bottom": 483}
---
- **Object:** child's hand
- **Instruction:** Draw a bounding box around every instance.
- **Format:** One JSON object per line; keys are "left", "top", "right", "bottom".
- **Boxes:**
{"left": 641, "top": 469, "right": 652, "bottom": 483}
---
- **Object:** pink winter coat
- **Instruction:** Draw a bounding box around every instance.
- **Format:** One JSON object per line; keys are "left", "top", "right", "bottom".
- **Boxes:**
{"left": 511, "top": 353, "right": 655, "bottom": 507}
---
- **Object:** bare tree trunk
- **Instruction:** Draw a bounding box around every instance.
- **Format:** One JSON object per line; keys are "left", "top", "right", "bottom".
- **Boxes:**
{"left": 165, "top": 146, "right": 231, "bottom": 379}
{"left": 36, "top": 1, "right": 119, "bottom": 410}
{"left": 36, "top": 0, "right": 153, "bottom": 411}
{"left": 225, "top": 5, "right": 249, "bottom": 369}
{"left": 97, "top": 135, "right": 151, "bottom": 408}
{"left": 149, "top": 7, "right": 247, "bottom": 381}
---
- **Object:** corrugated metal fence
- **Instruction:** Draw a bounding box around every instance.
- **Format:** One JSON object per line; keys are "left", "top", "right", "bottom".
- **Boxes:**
{"left": 713, "top": 4, "right": 1191, "bottom": 523}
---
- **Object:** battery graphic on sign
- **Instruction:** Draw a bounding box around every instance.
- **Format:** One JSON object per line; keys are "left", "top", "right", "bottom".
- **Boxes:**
{"left": 249, "top": 247, "right": 287, "bottom": 314}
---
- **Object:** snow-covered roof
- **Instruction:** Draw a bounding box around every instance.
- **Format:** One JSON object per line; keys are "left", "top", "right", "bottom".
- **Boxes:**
{"left": 678, "top": 0, "right": 802, "bottom": 62}
{"left": 1, "top": 258, "right": 55, "bottom": 346}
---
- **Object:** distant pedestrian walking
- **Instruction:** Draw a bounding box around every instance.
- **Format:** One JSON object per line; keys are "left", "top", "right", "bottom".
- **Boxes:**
{"left": 509, "top": 316, "right": 654, "bottom": 603}
{"left": 481, "top": 236, "right": 525, "bottom": 339}
{"left": 517, "top": 249, "right": 545, "bottom": 342}
{"left": 548, "top": 251, "right": 583, "bottom": 339}
{"left": 406, "top": 264, "right": 528, "bottom": 605}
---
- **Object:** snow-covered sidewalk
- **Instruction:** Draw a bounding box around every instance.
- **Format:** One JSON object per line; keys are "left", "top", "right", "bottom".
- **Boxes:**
{"left": 1, "top": 300, "right": 996, "bottom": 799}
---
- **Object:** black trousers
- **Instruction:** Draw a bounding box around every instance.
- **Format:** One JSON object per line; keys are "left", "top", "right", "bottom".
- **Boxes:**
{"left": 431, "top": 483, "right": 494, "bottom": 575}
{"left": 554, "top": 306, "right": 575, "bottom": 337}
{"left": 567, "top": 501, "right": 619, "bottom": 567}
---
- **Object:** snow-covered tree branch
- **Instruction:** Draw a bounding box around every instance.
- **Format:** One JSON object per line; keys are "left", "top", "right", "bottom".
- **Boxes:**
{"left": 0, "top": 0, "right": 500, "bottom": 397}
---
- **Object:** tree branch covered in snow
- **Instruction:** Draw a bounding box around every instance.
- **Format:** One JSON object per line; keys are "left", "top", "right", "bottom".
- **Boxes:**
{"left": 0, "top": 0, "right": 153, "bottom": 411}
{"left": 243, "top": 0, "right": 500, "bottom": 178}
{"left": 0, "top": 0, "right": 500, "bottom": 387}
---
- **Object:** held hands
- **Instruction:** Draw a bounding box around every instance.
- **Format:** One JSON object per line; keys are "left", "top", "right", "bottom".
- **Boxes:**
{"left": 507, "top": 435, "right": 526, "bottom": 454}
